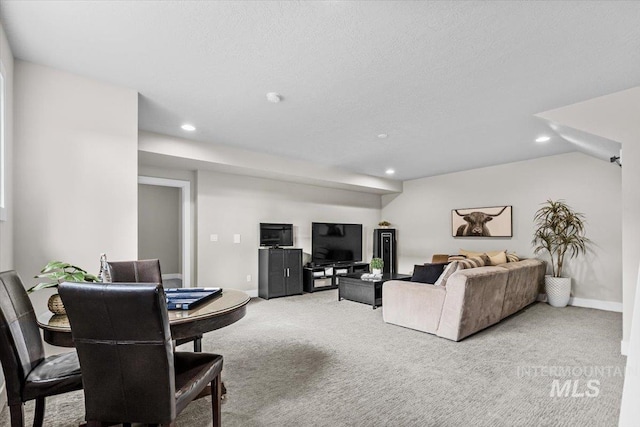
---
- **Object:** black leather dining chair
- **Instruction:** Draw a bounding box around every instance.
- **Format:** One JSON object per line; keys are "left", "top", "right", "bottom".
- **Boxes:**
{"left": 59, "top": 281, "right": 223, "bottom": 427}
{"left": 0, "top": 270, "right": 83, "bottom": 427}
{"left": 107, "top": 259, "right": 203, "bottom": 351}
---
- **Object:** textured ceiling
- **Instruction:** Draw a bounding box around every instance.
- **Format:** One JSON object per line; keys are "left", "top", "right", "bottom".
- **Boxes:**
{"left": 1, "top": 1, "right": 639, "bottom": 180}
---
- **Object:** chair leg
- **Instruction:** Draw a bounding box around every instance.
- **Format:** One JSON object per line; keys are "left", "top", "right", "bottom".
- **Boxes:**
{"left": 212, "top": 373, "right": 222, "bottom": 427}
{"left": 9, "top": 403, "right": 24, "bottom": 427}
{"left": 32, "top": 397, "right": 45, "bottom": 427}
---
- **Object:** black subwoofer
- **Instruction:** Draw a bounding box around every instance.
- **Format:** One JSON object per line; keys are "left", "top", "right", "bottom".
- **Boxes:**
{"left": 373, "top": 228, "right": 396, "bottom": 274}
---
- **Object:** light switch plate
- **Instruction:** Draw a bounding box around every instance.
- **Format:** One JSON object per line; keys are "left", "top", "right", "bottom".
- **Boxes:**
{"left": 233, "top": 234, "right": 241, "bottom": 243}
{"left": 210, "top": 234, "right": 218, "bottom": 242}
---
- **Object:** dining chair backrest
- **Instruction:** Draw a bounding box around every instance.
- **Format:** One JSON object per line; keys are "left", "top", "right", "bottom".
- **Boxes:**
{"left": 0, "top": 271, "right": 46, "bottom": 405}
{"left": 107, "top": 259, "right": 163, "bottom": 284}
{"left": 59, "top": 281, "right": 177, "bottom": 424}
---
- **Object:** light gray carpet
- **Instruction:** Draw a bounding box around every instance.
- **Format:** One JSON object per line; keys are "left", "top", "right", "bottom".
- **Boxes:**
{"left": 1, "top": 290, "right": 626, "bottom": 426}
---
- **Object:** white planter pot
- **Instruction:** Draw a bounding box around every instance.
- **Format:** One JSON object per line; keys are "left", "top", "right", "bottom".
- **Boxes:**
{"left": 545, "top": 276, "right": 571, "bottom": 307}
{"left": 372, "top": 268, "right": 382, "bottom": 275}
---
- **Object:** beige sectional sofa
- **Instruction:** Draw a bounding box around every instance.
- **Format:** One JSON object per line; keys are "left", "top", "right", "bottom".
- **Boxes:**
{"left": 382, "top": 259, "right": 545, "bottom": 341}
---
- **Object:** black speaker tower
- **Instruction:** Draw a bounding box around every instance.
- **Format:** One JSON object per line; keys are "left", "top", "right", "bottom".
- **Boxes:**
{"left": 373, "top": 228, "right": 397, "bottom": 274}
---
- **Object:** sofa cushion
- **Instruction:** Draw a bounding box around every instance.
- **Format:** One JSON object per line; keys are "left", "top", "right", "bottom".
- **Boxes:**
{"left": 457, "top": 254, "right": 490, "bottom": 270}
{"left": 412, "top": 263, "right": 447, "bottom": 284}
{"left": 434, "top": 261, "right": 460, "bottom": 287}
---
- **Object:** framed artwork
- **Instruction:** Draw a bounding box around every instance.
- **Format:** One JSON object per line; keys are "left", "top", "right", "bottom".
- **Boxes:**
{"left": 452, "top": 205, "right": 512, "bottom": 237}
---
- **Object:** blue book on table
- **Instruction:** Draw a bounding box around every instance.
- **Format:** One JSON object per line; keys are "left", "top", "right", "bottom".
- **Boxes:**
{"left": 165, "top": 287, "right": 223, "bottom": 310}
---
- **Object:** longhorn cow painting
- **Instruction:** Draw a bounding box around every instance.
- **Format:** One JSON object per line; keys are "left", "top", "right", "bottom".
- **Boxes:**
{"left": 451, "top": 205, "right": 512, "bottom": 237}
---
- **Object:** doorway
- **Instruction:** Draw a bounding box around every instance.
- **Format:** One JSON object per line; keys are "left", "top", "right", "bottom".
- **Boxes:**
{"left": 138, "top": 176, "right": 192, "bottom": 287}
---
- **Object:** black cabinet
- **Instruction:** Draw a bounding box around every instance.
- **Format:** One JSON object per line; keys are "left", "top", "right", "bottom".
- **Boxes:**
{"left": 259, "top": 248, "right": 303, "bottom": 299}
{"left": 373, "top": 228, "right": 397, "bottom": 274}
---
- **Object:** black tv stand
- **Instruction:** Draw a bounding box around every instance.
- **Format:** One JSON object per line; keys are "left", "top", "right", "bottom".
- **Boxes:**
{"left": 303, "top": 261, "right": 369, "bottom": 293}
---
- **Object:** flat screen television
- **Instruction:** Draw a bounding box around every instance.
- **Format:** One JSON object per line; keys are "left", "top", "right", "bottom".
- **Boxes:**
{"left": 311, "top": 222, "right": 363, "bottom": 265}
{"left": 260, "top": 223, "right": 293, "bottom": 247}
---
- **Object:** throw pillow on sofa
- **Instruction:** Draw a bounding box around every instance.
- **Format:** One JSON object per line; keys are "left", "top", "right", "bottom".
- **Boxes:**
{"left": 459, "top": 248, "right": 505, "bottom": 258}
{"left": 434, "top": 261, "right": 460, "bottom": 287}
{"left": 506, "top": 252, "right": 520, "bottom": 262}
{"left": 411, "top": 263, "right": 447, "bottom": 284}
{"left": 488, "top": 251, "right": 508, "bottom": 265}
{"left": 457, "top": 254, "right": 490, "bottom": 270}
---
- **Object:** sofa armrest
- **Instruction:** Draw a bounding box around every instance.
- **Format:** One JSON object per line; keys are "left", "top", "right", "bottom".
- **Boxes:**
{"left": 437, "top": 267, "right": 508, "bottom": 341}
{"left": 382, "top": 280, "right": 446, "bottom": 334}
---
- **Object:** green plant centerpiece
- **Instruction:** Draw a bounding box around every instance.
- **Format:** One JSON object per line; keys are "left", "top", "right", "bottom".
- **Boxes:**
{"left": 370, "top": 257, "right": 384, "bottom": 274}
{"left": 29, "top": 261, "right": 99, "bottom": 315}
{"left": 532, "top": 200, "right": 590, "bottom": 307}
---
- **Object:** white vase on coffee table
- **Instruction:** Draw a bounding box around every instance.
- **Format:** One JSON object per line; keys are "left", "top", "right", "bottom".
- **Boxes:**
{"left": 372, "top": 268, "right": 382, "bottom": 275}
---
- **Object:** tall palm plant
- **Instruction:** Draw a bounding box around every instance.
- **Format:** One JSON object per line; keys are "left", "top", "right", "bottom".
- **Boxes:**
{"left": 532, "top": 200, "right": 590, "bottom": 278}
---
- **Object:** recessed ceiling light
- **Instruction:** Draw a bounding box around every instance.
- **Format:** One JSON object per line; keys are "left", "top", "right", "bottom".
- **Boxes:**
{"left": 535, "top": 136, "right": 551, "bottom": 143}
{"left": 266, "top": 92, "right": 282, "bottom": 103}
{"left": 378, "top": 133, "right": 388, "bottom": 139}
{"left": 181, "top": 124, "right": 196, "bottom": 131}
{"left": 385, "top": 168, "right": 395, "bottom": 175}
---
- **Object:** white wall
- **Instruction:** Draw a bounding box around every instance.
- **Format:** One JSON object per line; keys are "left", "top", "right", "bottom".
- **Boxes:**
{"left": 0, "top": 19, "right": 13, "bottom": 409}
{"left": 197, "top": 170, "right": 381, "bottom": 293}
{"left": 0, "top": 22, "right": 14, "bottom": 272}
{"left": 138, "top": 184, "right": 181, "bottom": 274}
{"left": 14, "top": 61, "right": 138, "bottom": 298}
{"left": 382, "top": 152, "right": 622, "bottom": 302}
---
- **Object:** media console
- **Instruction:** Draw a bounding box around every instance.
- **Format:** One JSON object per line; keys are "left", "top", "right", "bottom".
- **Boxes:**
{"left": 303, "top": 262, "right": 369, "bottom": 293}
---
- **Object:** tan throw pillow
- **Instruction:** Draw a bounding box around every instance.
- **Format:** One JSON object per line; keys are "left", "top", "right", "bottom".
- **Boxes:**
{"left": 506, "top": 253, "right": 520, "bottom": 263}
{"left": 434, "top": 261, "right": 460, "bottom": 287}
{"left": 447, "top": 255, "right": 466, "bottom": 262}
{"left": 459, "top": 249, "right": 505, "bottom": 258}
{"left": 489, "top": 251, "right": 508, "bottom": 265}
{"left": 457, "top": 254, "right": 490, "bottom": 270}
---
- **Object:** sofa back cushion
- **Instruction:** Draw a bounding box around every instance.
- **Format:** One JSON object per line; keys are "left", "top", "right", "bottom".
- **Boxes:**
{"left": 499, "top": 259, "right": 546, "bottom": 318}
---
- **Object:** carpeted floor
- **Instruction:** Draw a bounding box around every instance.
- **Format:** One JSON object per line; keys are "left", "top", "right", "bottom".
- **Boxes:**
{"left": 0, "top": 290, "right": 626, "bottom": 426}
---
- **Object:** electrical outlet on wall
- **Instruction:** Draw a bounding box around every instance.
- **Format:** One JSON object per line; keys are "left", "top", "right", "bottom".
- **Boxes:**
{"left": 246, "top": 275, "right": 251, "bottom": 282}
{"left": 233, "top": 234, "right": 241, "bottom": 243}
{"left": 210, "top": 234, "right": 218, "bottom": 242}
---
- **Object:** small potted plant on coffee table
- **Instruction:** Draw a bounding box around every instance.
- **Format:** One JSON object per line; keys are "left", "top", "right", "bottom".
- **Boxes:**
{"left": 28, "top": 261, "right": 100, "bottom": 315}
{"left": 370, "top": 258, "right": 384, "bottom": 275}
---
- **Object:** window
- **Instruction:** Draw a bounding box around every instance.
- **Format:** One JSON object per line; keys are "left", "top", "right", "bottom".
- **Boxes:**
{"left": 0, "top": 60, "right": 5, "bottom": 221}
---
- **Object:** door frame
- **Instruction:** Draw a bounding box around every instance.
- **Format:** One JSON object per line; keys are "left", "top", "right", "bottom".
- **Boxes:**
{"left": 138, "top": 176, "right": 192, "bottom": 287}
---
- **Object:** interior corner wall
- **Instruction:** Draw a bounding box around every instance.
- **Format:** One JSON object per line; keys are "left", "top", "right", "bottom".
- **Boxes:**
{"left": 0, "top": 19, "right": 14, "bottom": 409}
{"left": 381, "top": 152, "right": 622, "bottom": 303}
{"left": 623, "top": 140, "right": 640, "bottom": 343}
{"left": 0, "top": 22, "right": 14, "bottom": 272}
{"left": 196, "top": 170, "right": 381, "bottom": 293}
{"left": 14, "top": 61, "right": 138, "bottom": 304}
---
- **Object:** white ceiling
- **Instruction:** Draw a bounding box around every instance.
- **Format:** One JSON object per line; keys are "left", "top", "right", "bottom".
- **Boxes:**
{"left": 1, "top": 1, "right": 639, "bottom": 181}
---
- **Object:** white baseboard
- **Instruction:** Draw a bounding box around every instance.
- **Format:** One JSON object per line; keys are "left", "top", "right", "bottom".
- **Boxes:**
{"left": 537, "top": 294, "right": 622, "bottom": 312}
{"left": 622, "top": 340, "right": 629, "bottom": 356}
{"left": 245, "top": 289, "right": 258, "bottom": 298}
{"left": 162, "top": 273, "right": 182, "bottom": 280}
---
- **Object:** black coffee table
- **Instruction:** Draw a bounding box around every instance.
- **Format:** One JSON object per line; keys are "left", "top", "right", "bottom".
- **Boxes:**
{"left": 338, "top": 272, "right": 411, "bottom": 309}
